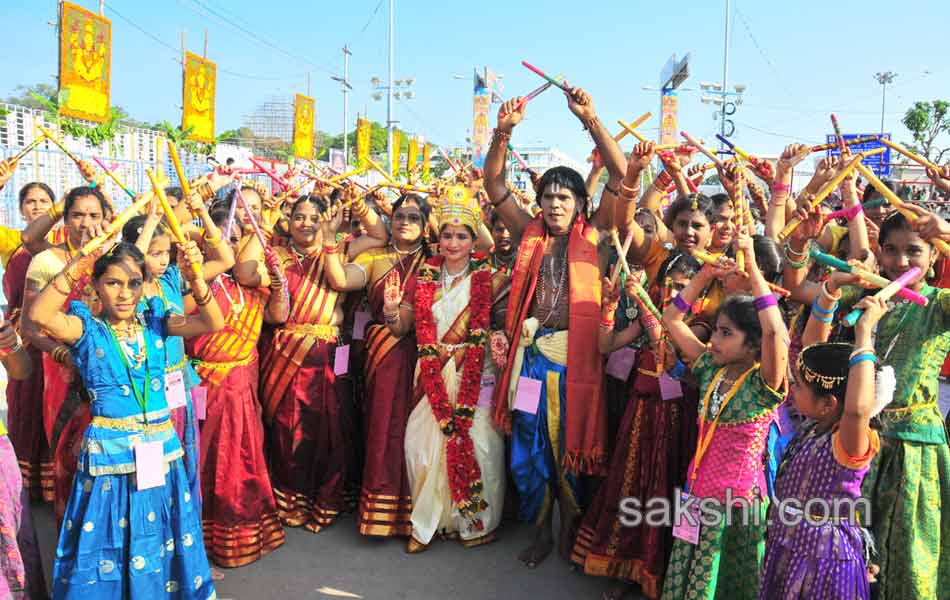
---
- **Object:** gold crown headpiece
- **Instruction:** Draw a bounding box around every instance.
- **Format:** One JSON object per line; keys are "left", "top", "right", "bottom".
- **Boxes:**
{"left": 436, "top": 184, "right": 481, "bottom": 233}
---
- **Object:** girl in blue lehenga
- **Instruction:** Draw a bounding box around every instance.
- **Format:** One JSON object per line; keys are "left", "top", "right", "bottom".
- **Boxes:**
{"left": 29, "top": 239, "right": 225, "bottom": 599}
{"left": 121, "top": 198, "right": 234, "bottom": 498}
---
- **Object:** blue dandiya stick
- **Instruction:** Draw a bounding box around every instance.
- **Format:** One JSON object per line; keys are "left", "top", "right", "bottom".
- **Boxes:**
{"left": 808, "top": 245, "right": 928, "bottom": 306}
{"left": 93, "top": 156, "right": 136, "bottom": 199}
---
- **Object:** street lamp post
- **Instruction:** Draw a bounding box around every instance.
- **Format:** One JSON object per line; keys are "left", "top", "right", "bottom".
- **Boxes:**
{"left": 330, "top": 46, "right": 353, "bottom": 167}
{"left": 875, "top": 71, "right": 897, "bottom": 136}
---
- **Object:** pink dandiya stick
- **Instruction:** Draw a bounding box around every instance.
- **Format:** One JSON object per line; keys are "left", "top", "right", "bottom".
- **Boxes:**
{"left": 92, "top": 156, "right": 136, "bottom": 199}
{"left": 521, "top": 60, "right": 572, "bottom": 92}
{"left": 438, "top": 147, "right": 461, "bottom": 173}
{"left": 233, "top": 182, "right": 288, "bottom": 301}
{"left": 826, "top": 203, "right": 864, "bottom": 221}
{"left": 249, "top": 157, "right": 291, "bottom": 192}
{"left": 507, "top": 144, "right": 531, "bottom": 172}
{"left": 502, "top": 81, "right": 556, "bottom": 117}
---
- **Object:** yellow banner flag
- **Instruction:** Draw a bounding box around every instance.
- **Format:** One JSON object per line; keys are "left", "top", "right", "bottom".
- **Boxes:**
{"left": 293, "top": 93, "right": 316, "bottom": 160}
{"left": 422, "top": 143, "right": 431, "bottom": 182}
{"left": 391, "top": 130, "right": 402, "bottom": 178}
{"left": 356, "top": 117, "right": 370, "bottom": 170}
{"left": 407, "top": 136, "right": 419, "bottom": 175}
{"left": 182, "top": 52, "right": 216, "bottom": 143}
{"left": 59, "top": 2, "right": 112, "bottom": 122}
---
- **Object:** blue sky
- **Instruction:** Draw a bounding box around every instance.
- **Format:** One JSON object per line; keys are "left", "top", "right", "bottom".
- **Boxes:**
{"left": 3, "top": 0, "right": 949, "bottom": 164}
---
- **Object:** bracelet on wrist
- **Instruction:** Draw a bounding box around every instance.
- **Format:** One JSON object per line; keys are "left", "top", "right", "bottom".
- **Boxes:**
{"left": 754, "top": 294, "right": 778, "bottom": 311}
{"left": 671, "top": 293, "right": 693, "bottom": 315}
{"left": 821, "top": 280, "right": 841, "bottom": 300}
{"left": 492, "top": 128, "right": 512, "bottom": 144}
{"left": 620, "top": 180, "right": 639, "bottom": 198}
{"left": 323, "top": 243, "right": 341, "bottom": 255}
{"left": 849, "top": 353, "right": 877, "bottom": 368}
{"left": 810, "top": 298, "right": 838, "bottom": 316}
{"left": 603, "top": 184, "right": 619, "bottom": 196}
{"left": 849, "top": 346, "right": 875, "bottom": 360}
{"left": 492, "top": 188, "right": 513, "bottom": 208}
{"left": 771, "top": 181, "right": 791, "bottom": 194}
{"left": 581, "top": 116, "right": 601, "bottom": 132}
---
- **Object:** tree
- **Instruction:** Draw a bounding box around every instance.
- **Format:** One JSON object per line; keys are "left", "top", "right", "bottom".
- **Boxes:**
{"left": 902, "top": 100, "right": 950, "bottom": 165}
{"left": 4, "top": 83, "right": 58, "bottom": 109}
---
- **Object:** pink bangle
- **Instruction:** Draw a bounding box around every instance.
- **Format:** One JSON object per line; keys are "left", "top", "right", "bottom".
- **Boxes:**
{"left": 827, "top": 203, "right": 864, "bottom": 221}
{"left": 771, "top": 181, "right": 791, "bottom": 194}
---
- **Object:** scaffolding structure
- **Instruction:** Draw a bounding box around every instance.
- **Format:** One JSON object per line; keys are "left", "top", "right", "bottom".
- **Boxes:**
{"left": 238, "top": 97, "right": 298, "bottom": 159}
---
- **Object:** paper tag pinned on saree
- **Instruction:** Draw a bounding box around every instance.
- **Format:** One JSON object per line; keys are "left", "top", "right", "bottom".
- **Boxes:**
{"left": 659, "top": 374, "right": 683, "bottom": 401}
{"left": 605, "top": 348, "right": 637, "bottom": 380}
{"left": 672, "top": 492, "right": 701, "bottom": 545}
{"left": 134, "top": 441, "right": 166, "bottom": 490}
{"left": 164, "top": 371, "right": 187, "bottom": 409}
{"left": 352, "top": 311, "right": 371, "bottom": 340}
{"left": 191, "top": 386, "right": 207, "bottom": 420}
{"left": 513, "top": 377, "right": 542, "bottom": 415}
{"left": 334, "top": 344, "right": 350, "bottom": 376}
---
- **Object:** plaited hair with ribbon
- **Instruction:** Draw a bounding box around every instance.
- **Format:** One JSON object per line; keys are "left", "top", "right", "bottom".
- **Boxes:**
{"left": 436, "top": 184, "right": 482, "bottom": 233}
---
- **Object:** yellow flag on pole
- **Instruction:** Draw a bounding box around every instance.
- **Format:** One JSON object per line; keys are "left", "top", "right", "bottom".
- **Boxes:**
{"left": 59, "top": 2, "right": 112, "bottom": 122}
{"left": 182, "top": 52, "right": 216, "bottom": 143}
{"left": 293, "top": 93, "right": 316, "bottom": 160}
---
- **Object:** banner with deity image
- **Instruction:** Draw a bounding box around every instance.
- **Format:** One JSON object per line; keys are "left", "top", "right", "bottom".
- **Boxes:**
{"left": 182, "top": 52, "right": 216, "bottom": 143}
{"left": 293, "top": 93, "right": 316, "bottom": 160}
{"left": 356, "top": 117, "right": 371, "bottom": 170}
{"left": 59, "top": 1, "right": 112, "bottom": 122}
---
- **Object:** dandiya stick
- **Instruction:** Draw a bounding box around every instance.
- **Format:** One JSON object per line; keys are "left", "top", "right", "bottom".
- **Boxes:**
{"left": 92, "top": 156, "right": 136, "bottom": 199}
{"left": 877, "top": 138, "right": 940, "bottom": 171}
{"left": 655, "top": 144, "right": 697, "bottom": 152}
{"left": 843, "top": 267, "right": 920, "bottom": 327}
{"left": 166, "top": 141, "right": 201, "bottom": 217}
{"left": 657, "top": 151, "right": 699, "bottom": 194}
{"left": 328, "top": 165, "right": 367, "bottom": 183}
{"left": 609, "top": 229, "right": 666, "bottom": 333}
{"left": 35, "top": 123, "right": 82, "bottom": 165}
{"left": 691, "top": 248, "right": 791, "bottom": 297}
{"left": 808, "top": 245, "right": 928, "bottom": 305}
{"left": 617, "top": 119, "right": 648, "bottom": 143}
{"left": 854, "top": 161, "right": 950, "bottom": 257}
{"left": 248, "top": 157, "right": 291, "bottom": 192}
{"left": 588, "top": 112, "right": 652, "bottom": 162}
{"left": 507, "top": 144, "right": 532, "bottom": 172}
{"left": 830, "top": 114, "right": 846, "bottom": 153}
{"left": 502, "top": 81, "right": 556, "bottom": 117}
{"left": 232, "top": 182, "right": 289, "bottom": 298}
{"left": 610, "top": 228, "right": 634, "bottom": 286}
{"left": 437, "top": 147, "right": 461, "bottom": 174}
{"left": 521, "top": 60, "right": 572, "bottom": 92}
{"left": 365, "top": 157, "right": 398, "bottom": 184}
{"left": 6, "top": 135, "right": 47, "bottom": 166}
{"left": 146, "top": 168, "right": 202, "bottom": 277}
{"left": 80, "top": 191, "right": 155, "bottom": 255}
{"left": 777, "top": 150, "right": 883, "bottom": 242}
{"left": 680, "top": 131, "right": 724, "bottom": 168}
{"left": 810, "top": 135, "right": 879, "bottom": 153}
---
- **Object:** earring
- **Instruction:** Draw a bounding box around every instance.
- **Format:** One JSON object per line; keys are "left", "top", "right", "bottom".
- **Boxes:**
{"left": 928, "top": 266, "right": 936, "bottom": 279}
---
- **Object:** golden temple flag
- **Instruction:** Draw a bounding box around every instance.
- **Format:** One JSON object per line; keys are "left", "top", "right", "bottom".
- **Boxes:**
{"left": 391, "top": 129, "right": 402, "bottom": 178}
{"left": 356, "top": 117, "right": 370, "bottom": 170}
{"left": 182, "top": 52, "right": 216, "bottom": 143}
{"left": 407, "top": 136, "right": 419, "bottom": 174}
{"left": 59, "top": 2, "right": 112, "bottom": 122}
{"left": 422, "top": 143, "right": 431, "bottom": 182}
{"left": 292, "top": 93, "right": 316, "bottom": 160}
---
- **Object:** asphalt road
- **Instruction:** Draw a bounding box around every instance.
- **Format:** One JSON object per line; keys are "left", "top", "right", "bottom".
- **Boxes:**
{"left": 32, "top": 504, "right": 618, "bottom": 600}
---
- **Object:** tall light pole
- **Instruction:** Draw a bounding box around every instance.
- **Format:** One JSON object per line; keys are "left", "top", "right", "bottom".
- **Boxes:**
{"left": 720, "top": 0, "right": 732, "bottom": 149}
{"left": 330, "top": 46, "right": 352, "bottom": 167}
{"left": 387, "top": 0, "right": 395, "bottom": 174}
{"left": 875, "top": 71, "right": 897, "bottom": 136}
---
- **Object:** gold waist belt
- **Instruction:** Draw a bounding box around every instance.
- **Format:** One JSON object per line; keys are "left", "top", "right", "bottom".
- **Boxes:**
{"left": 91, "top": 415, "right": 174, "bottom": 433}
{"left": 195, "top": 354, "right": 255, "bottom": 371}
{"left": 284, "top": 323, "right": 340, "bottom": 341}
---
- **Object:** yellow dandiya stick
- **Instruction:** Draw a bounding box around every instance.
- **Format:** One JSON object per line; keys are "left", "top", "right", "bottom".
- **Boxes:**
{"left": 691, "top": 248, "right": 791, "bottom": 297}
{"left": 166, "top": 141, "right": 200, "bottom": 217}
{"left": 35, "top": 123, "right": 83, "bottom": 165}
{"left": 7, "top": 135, "right": 47, "bottom": 166}
{"left": 586, "top": 113, "right": 652, "bottom": 162}
{"left": 679, "top": 131, "right": 724, "bottom": 169}
{"left": 616, "top": 119, "right": 648, "bottom": 143}
{"left": 378, "top": 181, "right": 432, "bottom": 194}
{"left": 854, "top": 161, "right": 950, "bottom": 256}
{"left": 80, "top": 191, "right": 156, "bottom": 255}
{"left": 328, "top": 165, "right": 368, "bottom": 183}
{"left": 146, "top": 168, "right": 202, "bottom": 277}
{"left": 365, "top": 157, "right": 397, "bottom": 184}
{"left": 877, "top": 137, "right": 939, "bottom": 171}
{"left": 777, "top": 149, "right": 883, "bottom": 242}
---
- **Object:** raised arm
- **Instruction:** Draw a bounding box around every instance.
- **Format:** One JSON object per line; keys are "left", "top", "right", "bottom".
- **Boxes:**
{"left": 322, "top": 202, "right": 369, "bottom": 293}
{"left": 616, "top": 142, "right": 660, "bottom": 264}
{"left": 165, "top": 240, "right": 225, "bottom": 338}
{"left": 484, "top": 99, "right": 533, "bottom": 241}
{"left": 564, "top": 87, "right": 626, "bottom": 181}
{"left": 663, "top": 262, "right": 726, "bottom": 364}
{"left": 837, "top": 296, "right": 886, "bottom": 457}
{"left": 183, "top": 190, "right": 235, "bottom": 281}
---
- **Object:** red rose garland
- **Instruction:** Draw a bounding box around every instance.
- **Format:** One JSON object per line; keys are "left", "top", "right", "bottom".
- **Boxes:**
{"left": 415, "top": 254, "right": 492, "bottom": 522}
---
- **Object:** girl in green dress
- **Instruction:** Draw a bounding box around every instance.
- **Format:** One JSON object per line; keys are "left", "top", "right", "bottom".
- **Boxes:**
{"left": 660, "top": 231, "right": 788, "bottom": 599}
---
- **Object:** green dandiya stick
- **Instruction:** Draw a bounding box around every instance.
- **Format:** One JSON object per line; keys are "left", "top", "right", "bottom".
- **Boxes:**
{"left": 609, "top": 229, "right": 664, "bottom": 328}
{"left": 808, "top": 244, "right": 928, "bottom": 306}
{"left": 92, "top": 157, "right": 136, "bottom": 199}
{"left": 521, "top": 60, "right": 572, "bottom": 92}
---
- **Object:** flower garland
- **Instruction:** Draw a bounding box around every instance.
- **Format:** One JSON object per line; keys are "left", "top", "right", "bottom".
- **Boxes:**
{"left": 415, "top": 253, "right": 492, "bottom": 524}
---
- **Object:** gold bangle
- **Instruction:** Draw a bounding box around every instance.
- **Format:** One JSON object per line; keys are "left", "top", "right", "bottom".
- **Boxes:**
{"left": 197, "top": 181, "right": 215, "bottom": 203}
{"left": 47, "top": 204, "right": 64, "bottom": 221}
{"left": 203, "top": 235, "right": 223, "bottom": 249}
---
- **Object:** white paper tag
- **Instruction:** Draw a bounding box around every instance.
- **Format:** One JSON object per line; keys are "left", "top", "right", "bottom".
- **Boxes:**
{"left": 134, "top": 440, "right": 166, "bottom": 490}
{"left": 165, "top": 370, "right": 187, "bottom": 409}
{"left": 672, "top": 492, "right": 701, "bottom": 545}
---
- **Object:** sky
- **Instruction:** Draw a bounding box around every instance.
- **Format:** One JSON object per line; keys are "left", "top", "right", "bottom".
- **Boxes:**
{"left": 3, "top": 0, "right": 950, "bottom": 165}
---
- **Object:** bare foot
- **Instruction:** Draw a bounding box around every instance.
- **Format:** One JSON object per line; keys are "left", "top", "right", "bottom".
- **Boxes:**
{"left": 518, "top": 530, "right": 554, "bottom": 568}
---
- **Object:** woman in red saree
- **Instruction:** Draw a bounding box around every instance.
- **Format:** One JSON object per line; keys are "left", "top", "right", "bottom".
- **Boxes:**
{"left": 3, "top": 182, "right": 55, "bottom": 502}
{"left": 326, "top": 193, "right": 429, "bottom": 537}
{"left": 259, "top": 191, "right": 386, "bottom": 532}
{"left": 187, "top": 206, "right": 290, "bottom": 567}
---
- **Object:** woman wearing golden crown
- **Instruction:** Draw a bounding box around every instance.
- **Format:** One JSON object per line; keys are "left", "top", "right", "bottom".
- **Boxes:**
{"left": 382, "top": 185, "right": 509, "bottom": 552}
{"left": 483, "top": 86, "right": 632, "bottom": 567}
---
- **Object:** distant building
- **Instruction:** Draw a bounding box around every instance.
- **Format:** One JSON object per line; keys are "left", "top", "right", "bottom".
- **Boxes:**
{"left": 506, "top": 144, "right": 586, "bottom": 191}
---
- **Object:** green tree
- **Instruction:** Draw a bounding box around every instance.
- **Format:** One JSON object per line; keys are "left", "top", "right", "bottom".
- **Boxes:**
{"left": 4, "top": 83, "right": 58, "bottom": 109}
{"left": 902, "top": 100, "right": 950, "bottom": 164}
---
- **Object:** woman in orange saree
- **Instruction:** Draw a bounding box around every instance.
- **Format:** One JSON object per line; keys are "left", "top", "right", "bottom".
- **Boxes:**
{"left": 259, "top": 192, "right": 386, "bottom": 533}
{"left": 187, "top": 207, "right": 289, "bottom": 567}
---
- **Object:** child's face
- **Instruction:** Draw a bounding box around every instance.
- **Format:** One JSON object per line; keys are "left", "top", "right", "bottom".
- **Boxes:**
{"left": 709, "top": 313, "right": 756, "bottom": 366}
{"left": 878, "top": 226, "right": 935, "bottom": 290}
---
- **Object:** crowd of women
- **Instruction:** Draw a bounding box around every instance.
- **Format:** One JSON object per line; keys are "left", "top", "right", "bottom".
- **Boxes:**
{"left": 0, "top": 83, "right": 946, "bottom": 599}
